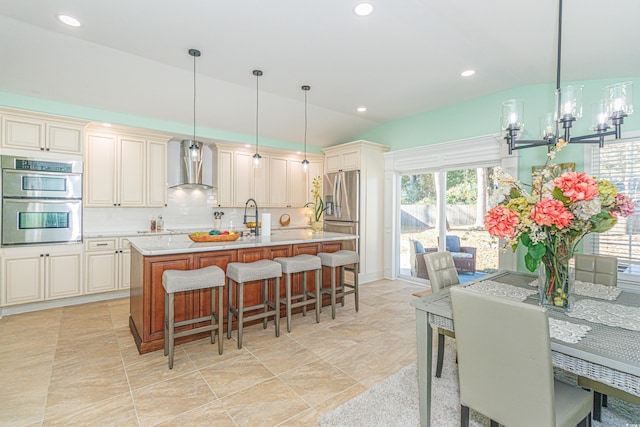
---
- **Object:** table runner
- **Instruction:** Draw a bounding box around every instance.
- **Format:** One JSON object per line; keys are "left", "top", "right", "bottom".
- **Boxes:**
{"left": 568, "top": 299, "right": 640, "bottom": 331}
{"left": 527, "top": 279, "right": 622, "bottom": 300}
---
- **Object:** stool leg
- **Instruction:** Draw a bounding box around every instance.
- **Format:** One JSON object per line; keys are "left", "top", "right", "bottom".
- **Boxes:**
{"left": 217, "top": 287, "right": 223, "bottom": 355}
{"left": 238, "top": 282, "right": 244, "bottom": 349}
{"left": 314, "top": 268, "right": 321, "bottom": 323}
{"left": 164, "top": 291, "right": 169, "bottom": 357}
{"left": 302, "top": 272, "right": 308, "bottom": 316}
{"left": 262, "top": 279, "right": 268, "bottom": 329}
{"left": 331, "top": 266, "right": 337, "bottom": 319}
{"left": 227, "top": 278, "right": 233, "bottom": 340}
{"left": 274, "top": 277, "right": 281, "bottom": 337}
{"left": 340, "top": 266, "right": 345, "bottom": 307}
{"left": 286, "top": 273, "right": 292, "bottom": 333}
{"left": 167, "top": 293, "right": 175, "bottom": 369}
{"left": 210, "top": 287, "right": 216, "bottom": 345}
{"left": 354, "top": 262, "right": 359, "bottom": 312}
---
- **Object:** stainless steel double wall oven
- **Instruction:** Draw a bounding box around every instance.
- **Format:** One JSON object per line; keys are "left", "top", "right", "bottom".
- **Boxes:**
{"left": 1, "top": 155, "right": 82, "bottom": 246}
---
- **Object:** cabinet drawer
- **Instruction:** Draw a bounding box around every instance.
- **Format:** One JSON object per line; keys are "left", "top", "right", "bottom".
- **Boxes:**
{"left": 85, "top": 238, "right": 118, "bottom": 251}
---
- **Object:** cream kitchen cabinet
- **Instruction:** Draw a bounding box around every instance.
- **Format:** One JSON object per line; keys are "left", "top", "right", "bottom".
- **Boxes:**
{"left": 234, "top": 151, "right": 270, "bottom": 207}
{"left": 1, "top": 245, "right": 83, "bottom": 306}
{"left": 213, "top": 148, "right": 233, "bottom": 207}
{"left": 84, "top": 128, "right": 168, "bottom": 208}
{"left": 85, "top": 237, "right": 132, "bottom": 294}
{"left": 305, "top": 159, "right": 324, "bottom": 204}
{"left": 1, "top": 109, "right": 86, "bottom": 155}
{"left": 324, "top": 146, "right": 361, "bottom": 173}
{"left": 269, "top": 156, "right": 308, "bottom": 207}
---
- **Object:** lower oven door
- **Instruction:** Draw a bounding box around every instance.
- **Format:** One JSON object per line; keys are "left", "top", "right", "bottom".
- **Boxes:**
{"left": 2, "top": 198, "right": 82, "bottom": 246}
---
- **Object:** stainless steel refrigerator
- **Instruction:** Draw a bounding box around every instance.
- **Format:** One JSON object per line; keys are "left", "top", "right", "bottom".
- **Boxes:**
{"left": 323, "top": 169, "right": 359, "bottom": 253}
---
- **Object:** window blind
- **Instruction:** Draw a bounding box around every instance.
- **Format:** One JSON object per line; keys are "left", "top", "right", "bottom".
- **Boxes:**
{"left": 591, "top": 139, "right": 640, "bottom": 272}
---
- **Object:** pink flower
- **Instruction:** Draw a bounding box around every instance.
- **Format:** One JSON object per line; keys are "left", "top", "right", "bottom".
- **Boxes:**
{"left": 615, "top": 194, "right": 635, "bottom": 218}
{"left": 485, "top": 206, "right": 520, "bottom": 238}
{"left": 530, "top": 199, "right": 574, "bottom": 229}
{"left": 553, "top": 172, "right": 599, "bottom": 203}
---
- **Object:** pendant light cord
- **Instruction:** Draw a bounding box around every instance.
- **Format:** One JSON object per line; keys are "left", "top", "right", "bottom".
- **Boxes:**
{"left": 304, "top": 88, "right": 308, "bottom": 159}
{"left": 255, "top": 71, "right": 260, "bottom": 155}
{"left": 193, "top": 52, "right": 197, "bottom": 141}
{"left": 554, "top": 0, "right": 563, "bottom": 141}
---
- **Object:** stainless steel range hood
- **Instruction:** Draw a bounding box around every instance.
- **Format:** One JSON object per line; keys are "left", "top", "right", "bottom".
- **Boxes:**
{"left": 169, "top": 139, "right": 212, "bottom": 190}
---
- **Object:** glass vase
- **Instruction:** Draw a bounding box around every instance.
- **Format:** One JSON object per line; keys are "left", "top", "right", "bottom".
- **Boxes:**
{"left": 538, "top": 253, "right": 575, "bottom": 312}
{"left": 311, "top": 220, "right": 323, "bottom": 233}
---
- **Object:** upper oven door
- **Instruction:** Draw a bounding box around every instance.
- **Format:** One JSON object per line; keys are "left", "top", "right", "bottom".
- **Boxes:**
{"left": 2, "top": 198, "right": 82, "bottom": 246}
{"left": 2, "top": 169, "right": 82, "bottom": 199}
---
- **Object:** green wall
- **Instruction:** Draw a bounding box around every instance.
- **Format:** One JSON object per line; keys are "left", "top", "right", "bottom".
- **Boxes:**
{"left": 0, "top": 91, "right": 324, "bottom": 154}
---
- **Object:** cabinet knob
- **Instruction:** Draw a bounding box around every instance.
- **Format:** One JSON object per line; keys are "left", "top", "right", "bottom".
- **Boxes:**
{"left": 40, "top": 147, "right": 44, "bottom": 151}
{"left": 46, "top": 254, "right": 50, "bottom": 257}
{"left": 40, "top": 254, "right": 44, "bottom": 257}
{"left": 45, "top": 148, "right": 50, "bottom": 151}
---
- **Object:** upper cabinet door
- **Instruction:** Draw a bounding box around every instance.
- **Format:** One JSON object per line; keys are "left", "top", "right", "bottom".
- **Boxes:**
{"left": 2, "top": 115, "right": 45, "bottom": 151}
{"left": 85, "top": 133, "right": 118, "bottom": 207}
{"left": 288, "top": 160, "right": 307, "bottom": 207}
{"left": 234, "top": 152, "right": 254, "bottom": 206}
{"left": 269, "top": 157, "right": 288, "bottom": 207}
{"left": 47, "top": 123, "right": 83, "bottom": 154}
{"left": 119, "top": 137, "right": 146, "bottom": 206}
{"left": 146, "top": 140, "right": 167, "bottom": 207}
{"left": 215, "top": 150, "right": 234, "bottom": 207}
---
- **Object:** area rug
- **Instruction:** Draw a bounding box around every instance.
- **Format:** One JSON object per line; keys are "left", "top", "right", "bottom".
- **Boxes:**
{"left": 319, "top": 340, "right": 640, "bottom": 426}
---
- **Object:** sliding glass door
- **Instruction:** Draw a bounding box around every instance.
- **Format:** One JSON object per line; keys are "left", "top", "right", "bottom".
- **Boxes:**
{"left": 399, "top": 166, "right": 500, "bottom": 282}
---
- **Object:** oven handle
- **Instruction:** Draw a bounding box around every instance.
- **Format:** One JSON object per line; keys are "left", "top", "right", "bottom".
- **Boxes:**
{"left": 3, "top": 197, "right": 82, "bottom": 204}
{"left": 2, "top": 169, "right": 82, "bottom": 178}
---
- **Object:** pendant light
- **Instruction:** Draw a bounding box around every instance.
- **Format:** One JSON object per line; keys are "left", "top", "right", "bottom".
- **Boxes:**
{"left": 301, "top": 85, "right": 311, "bottom": 173}
{"left": 171, "top": 48, "right": 212, "bottom": 189}
{"left": 252, "top": 69, "right": 263, "bottom": 168}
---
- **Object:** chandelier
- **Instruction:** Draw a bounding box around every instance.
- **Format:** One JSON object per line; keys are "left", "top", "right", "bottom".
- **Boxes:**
{"left": 502, "top": 0, "right": 633, "bottom": 154}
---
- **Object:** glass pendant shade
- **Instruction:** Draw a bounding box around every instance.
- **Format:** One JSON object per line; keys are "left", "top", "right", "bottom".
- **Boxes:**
{"left": 540, "top": 112, "right": 557, "bottom": 140}
{"left": 604, "top": 82, "right": 634, "bottom": 116}
{"left": 556, "top": 85, "right": 584, "bottom": 120}
{"left": 589, "top": 100, "right": 610, "bottom": 132}
{"left": 301, "top": 158, "right": 309, "bottom": 172}
{"left": 501, "top": 99, "right": 525, "bottom": 131}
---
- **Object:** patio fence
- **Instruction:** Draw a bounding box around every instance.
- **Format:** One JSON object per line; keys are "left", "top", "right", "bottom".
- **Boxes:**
{"left": 401, "top": 204, "right": 478, "bottom": 228}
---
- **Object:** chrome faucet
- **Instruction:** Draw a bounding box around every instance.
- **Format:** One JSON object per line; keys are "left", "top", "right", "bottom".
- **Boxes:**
{"left": 243, "top": 198, "right": 259, "bottom": 236}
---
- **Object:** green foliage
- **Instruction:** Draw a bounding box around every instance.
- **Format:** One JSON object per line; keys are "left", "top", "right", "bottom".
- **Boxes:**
{"left": 401, "top": 174, "right": 436, "bottom": 204}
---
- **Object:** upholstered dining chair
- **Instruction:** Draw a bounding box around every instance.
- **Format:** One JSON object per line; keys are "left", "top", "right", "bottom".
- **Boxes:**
{"left": 573, "top": 254, "right": 638, "bottom": 420}
{"left": 424, "top": 251, "right": 460, "bottom": 378}
{"left": 574, "top": 253, "right": 618, "bottom": 286}
{"left": 450, "top": 286, "right": 592, "bottom": 427}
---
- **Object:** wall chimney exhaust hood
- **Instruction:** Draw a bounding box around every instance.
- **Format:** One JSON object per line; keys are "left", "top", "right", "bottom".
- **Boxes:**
{"left": 170, "top": 48, "right": 212, "bottom": 190}
{"left": 170, "top": 140, "right": 212, "bottom": 190}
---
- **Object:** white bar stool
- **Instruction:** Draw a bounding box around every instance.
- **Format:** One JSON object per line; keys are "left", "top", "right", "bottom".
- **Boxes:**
{"left": 162, "top": 265, "right": 225, "bottom": 369}
{"left": 273, "top": 254, "right": 322, "bottom": 332}
{"left": 317, "top": 250, "right": 359, "bottom": 319}
{"left": 226, "top": 259, "right": 282, "bottom": 349}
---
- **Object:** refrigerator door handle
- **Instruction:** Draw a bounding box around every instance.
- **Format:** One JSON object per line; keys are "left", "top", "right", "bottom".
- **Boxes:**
{"left": 335, "top": 172, "right": 342, "bottom": 218}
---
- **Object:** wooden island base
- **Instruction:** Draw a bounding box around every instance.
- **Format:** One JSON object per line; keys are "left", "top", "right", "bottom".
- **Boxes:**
{"left": 129, "top": 240, "right": 344, "bottom": 354}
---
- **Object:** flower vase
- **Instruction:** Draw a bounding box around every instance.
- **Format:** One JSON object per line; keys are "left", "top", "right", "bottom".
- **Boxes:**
{"left": 538, "top": 253, "right": 575, "bottom": 312}
{"left": 311, "top": 220, "right": 323, "bottom": 233}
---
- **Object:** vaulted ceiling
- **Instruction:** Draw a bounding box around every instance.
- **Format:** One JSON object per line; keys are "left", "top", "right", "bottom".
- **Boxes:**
{"left": 1, "top": 0, "right": 638, "bottom": 148}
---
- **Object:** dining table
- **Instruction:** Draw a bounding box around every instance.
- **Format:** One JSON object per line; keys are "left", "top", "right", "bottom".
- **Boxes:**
{"left": 410, "top": 270, "right": 640, "bottom": 427}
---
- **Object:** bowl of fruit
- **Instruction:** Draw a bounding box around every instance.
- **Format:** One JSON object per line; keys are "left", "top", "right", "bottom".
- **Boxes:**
{"left": 188, "top": 229, "right": 240, "bottom": 242}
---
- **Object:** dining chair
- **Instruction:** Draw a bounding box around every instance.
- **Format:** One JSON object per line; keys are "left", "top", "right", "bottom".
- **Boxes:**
{"left": 573, "top": 253, "right": 637, "bottom": 421}
{"left": 450, "top": 286, "right": 592, "bottom": 427}
{"left": 424, "top": 251, "right": 460, "bottom": 378}
{"left": 574, "top": 253, "right": 617, "bottom": 286}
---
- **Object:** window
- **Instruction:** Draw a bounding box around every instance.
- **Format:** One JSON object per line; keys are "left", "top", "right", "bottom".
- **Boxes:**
{"left": 590, "top": 139, "right": 640, "bottom": 279}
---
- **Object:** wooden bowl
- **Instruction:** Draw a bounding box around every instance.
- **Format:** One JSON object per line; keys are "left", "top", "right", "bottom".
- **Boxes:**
{"left": 188, "top": 233, "right": 240, "bottom": 242}
{"left": 279, "top": 214, "right": 291, "bottom": 226}
{"left": 246, "top": 222, "right": 261, "bottom": 229}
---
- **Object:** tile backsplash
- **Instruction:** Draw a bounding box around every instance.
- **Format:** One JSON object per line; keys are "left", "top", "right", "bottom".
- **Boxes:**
{"left": 83, "top": 188, "right": 313, "bottom": 233}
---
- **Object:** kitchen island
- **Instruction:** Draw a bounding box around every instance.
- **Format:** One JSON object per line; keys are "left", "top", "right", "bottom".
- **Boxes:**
{"left": 128, "top": 230, "right": 357, "bottom": 354}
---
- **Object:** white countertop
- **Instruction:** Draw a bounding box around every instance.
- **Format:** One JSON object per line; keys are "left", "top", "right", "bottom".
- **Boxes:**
{"left": 84, "top": 225, "right": 310, "bottom": 239}
{"left": 128, "top": 230, "right": 358, "bottom": 256}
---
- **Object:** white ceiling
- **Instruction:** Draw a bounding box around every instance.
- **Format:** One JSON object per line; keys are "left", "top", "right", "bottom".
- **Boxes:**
{"left": 0, "top": 0, "right": 638, "bottom": 148}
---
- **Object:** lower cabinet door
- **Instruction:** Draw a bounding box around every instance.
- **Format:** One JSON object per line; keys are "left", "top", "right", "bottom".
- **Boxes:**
{"left": 86, "top": 251, "right": 118, "bottom": 294}
{"left": 3, "top": 256, "right": 44, "bottom": 305}
{"left": 47, "top": 253, "right": 82, "bottom": 299}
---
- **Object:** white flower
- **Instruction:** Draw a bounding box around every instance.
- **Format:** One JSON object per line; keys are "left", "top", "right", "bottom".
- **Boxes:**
{"left": 571, "top": 197, "right": 602, "bottom": 220}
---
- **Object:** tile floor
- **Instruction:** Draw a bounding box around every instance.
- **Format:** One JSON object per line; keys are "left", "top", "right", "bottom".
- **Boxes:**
{"left": 0, "top": 278, "right": 426, "bottom": 426}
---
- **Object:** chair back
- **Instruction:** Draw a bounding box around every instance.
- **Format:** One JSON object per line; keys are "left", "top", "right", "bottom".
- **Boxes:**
{"left": 450, "top": 286, "right": 556, "bottom": 427}
{"left": 574, "top": 254, "right": 618, "bottom": 286}
{"left": 424, "top": 251, "right": 459, "bottom": 292}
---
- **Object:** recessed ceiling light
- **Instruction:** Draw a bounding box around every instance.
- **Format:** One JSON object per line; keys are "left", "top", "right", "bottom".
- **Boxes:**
{"left": 245, "top": 144, "right": 251, "bottom": 148}
{"left": 57, "top": 14, "right": 81, "bottom": 27}
{"left": 102, "top": 123, "right": 112, "bottom": 127}
{"left": 296, "top": 151, "right": 302, "bottom": 155}
{"left": 357, "top": 107, "right": 367, "bottom": 112}
{"left": 354, "top": 3, "right": 374, "bottom": 16}
{"left": 461, "top": 69, "right": 476, "bottom": 77}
